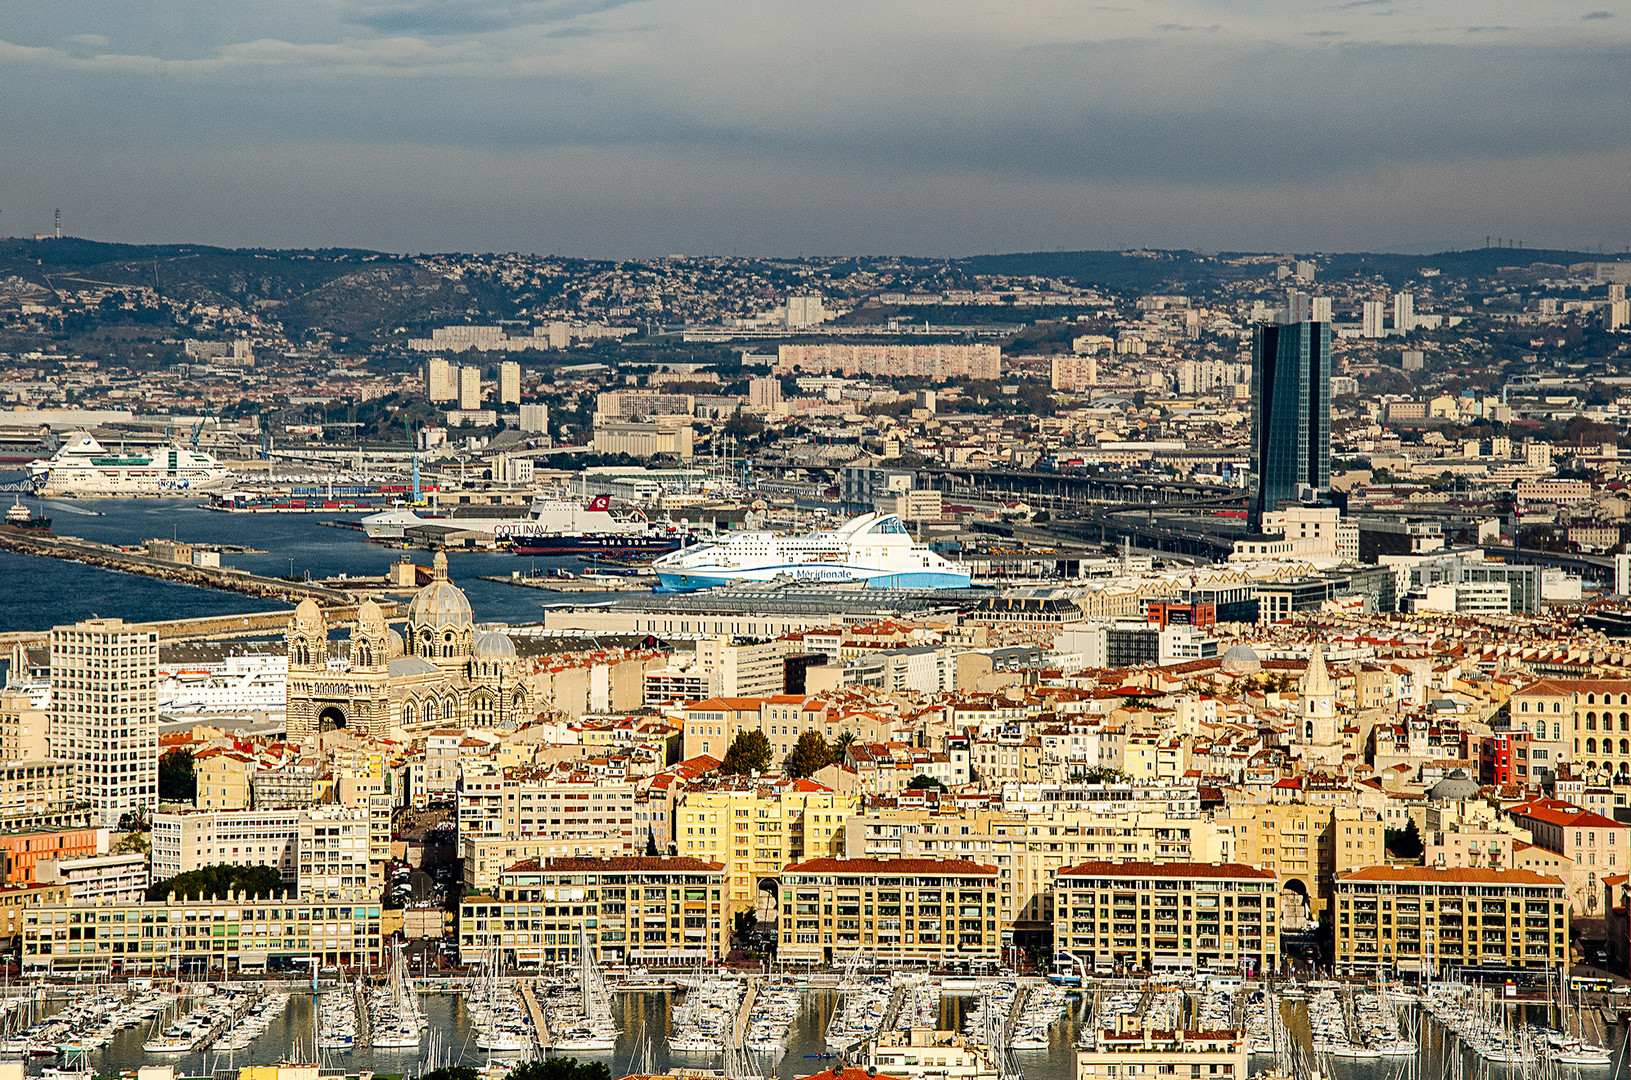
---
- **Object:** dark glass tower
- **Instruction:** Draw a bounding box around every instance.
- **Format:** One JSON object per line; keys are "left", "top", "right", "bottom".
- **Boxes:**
{"left": 1250, "top": 319, "right": 1331, "bottom": 528}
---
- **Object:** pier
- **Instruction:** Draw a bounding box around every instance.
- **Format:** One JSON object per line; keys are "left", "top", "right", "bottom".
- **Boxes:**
{"left": 520, "top": 980, "right": 552, "bottom": 1048}
{"left": 0, "top": 528, "right": 362, "bottom": 606}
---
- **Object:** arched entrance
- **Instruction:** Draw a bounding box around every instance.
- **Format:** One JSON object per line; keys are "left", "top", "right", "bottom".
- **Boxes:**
{"left": 1280, "top": 877, "right": 1313, "bottom": 930}
{"left": 318, "top": 705, "right": 348, "bottom": 733}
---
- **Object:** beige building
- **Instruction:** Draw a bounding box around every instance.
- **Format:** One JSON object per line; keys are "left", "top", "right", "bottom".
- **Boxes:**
{"left": 1054, "top": 861, "right": 1280, "bottom": 977}
{"left": 0, "top": 761, "right": 81, "bottom": 831}
{"left": 779, "top": 856, "right": 1001, "bottom": 966}
{"left": 22, "top": 894, "right": 384, "bottom": 974}
{"left": 775, "top": 343, "right": 1001, "bottom": 381}
{"left": 458, "top": 855, "right": 726, "bottom": 967}
{"left": 48, "top": 618, "right": 160, "bottom": 828}
{"left": 1509, "top": 677, "right": 1631, "bottom": 777}
{"left": 1214, "top": 803, "right": 1383, "bottom": 921}
{"left": 425, "top": 357, "right": 456, "bottom": 402}
{"left": 1507, "top": 800, "right": 1628, "bottom": 913}
{"left": 151, "top": 808, "right": 301, "bottom": 885}
{"left": 458, "top": 365, "right": 483, "bottom": 410}
{"left": 0, "top": 688, "right": 48, "bottom": 761}
{"left": 1076, "top": 1015, "right": 1248, "bottom": 1080}
{"left": 460, "top": 831, "right": 631, "bottom": 892}
{"left": 194, "top": 748, "right": 252, "bottom": 810}
{"left": 296, "top": 806, "right": 375, "bottom": 900}
{"left": 1332, "top": 866, "right": 1568, "bottom": 977}
{"left": 498, "top": 361, "right": 521, "bottom": 406}
{"left": 591, "top": 420, "right": 694, "bottom": 461}
{"left": 675, "top": 777, "right": 855, "bottom": 917}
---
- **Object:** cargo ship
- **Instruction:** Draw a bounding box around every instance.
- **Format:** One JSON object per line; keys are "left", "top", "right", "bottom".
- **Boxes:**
{"left": 360, "top": 493, "right": 647, "bottom": 541}
{"left": 651, "top": 511, "right": 971, "bottom": 590}
{"left": 510, "top": 530, "right": 692, "bottom": 557}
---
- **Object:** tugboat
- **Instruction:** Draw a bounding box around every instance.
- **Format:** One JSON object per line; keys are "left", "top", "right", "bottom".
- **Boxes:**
{"left": 3, "top": 497, "right": 49, "bottom": 531}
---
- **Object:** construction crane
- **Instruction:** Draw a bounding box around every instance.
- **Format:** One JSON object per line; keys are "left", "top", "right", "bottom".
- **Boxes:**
{"left": 188, "top": 420, "right": 204, "bottom": 449}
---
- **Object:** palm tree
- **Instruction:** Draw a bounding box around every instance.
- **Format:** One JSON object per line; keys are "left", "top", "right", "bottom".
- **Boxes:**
{"left": 828, "top": 729, "right": 857, "bottom": 760}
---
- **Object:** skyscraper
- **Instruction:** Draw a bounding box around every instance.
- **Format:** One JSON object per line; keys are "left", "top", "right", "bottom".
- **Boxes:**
{"left": 48, "top": 618, "right": 158, "bottom": 828}
{"left": 425, "top": 358, "right": 455, "bottom": 402}
{"left": 498, "top": 361, "right": 521, "bottom": 406}
{"left": 1250, "top": 319, "right": 1331, "bottom": 528}
{"left": 459, "top": 365, "right": 483, "bottom": 410}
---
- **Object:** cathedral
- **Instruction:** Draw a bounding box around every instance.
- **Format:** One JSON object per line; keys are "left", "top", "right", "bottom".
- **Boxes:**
{"left": 285, "top": 551, "right": 532, "bottom": 742}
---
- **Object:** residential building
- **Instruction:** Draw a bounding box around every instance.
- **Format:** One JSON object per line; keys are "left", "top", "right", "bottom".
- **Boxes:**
{"left": 296, "top": 806, "right": 375, "bottom": 900}
{"left": 22, "top": 894, "right": 384, "bottom": 974}
{"left": 0, "top": 761, "right": 82, "bottom": 831}
{"left": 48, "top": 618, "right": 160, "bottom": 828}
{"left": 459, "top": 365, "right": 483, "bottom": 410}
{"left": 499, "top": 361, "right": 521, "bottom": 406}
{"left": 778, "top": 856, "right": 1001, "bottom": 966}
{"left": 1331, "top": 866, "right": 1568, "bottom": 978}
{"left": 1076, "top": 1015, "right": 1248, "bottom": 1080}
{"left": 151, "top": 808, "right": 302, "bottom": 885}
{"left": 457, "top": 855, "right": 726, "bottom": 966}
{"left": 0, "top": 827, "right": 99, "bottom": 885}
{"left": 425, "top": 357, "right": 456, "bottom": 402}
{"left": 1506, "top": 800, "right": 1628, "bottom": 913}
{"left": 1054, "top": 861, "right": 1279, "bottom": 977}
{"left": 460, "top": 832, "right": 631, "bottom": 892}
{"left": 34, "top": 851, "right": 149, "bottom": 904}
{"left": 675, "top": 777, "right": 856, "bottom": 917}
{"left": 0, "top": 687, "right": 48, "bottom": 760}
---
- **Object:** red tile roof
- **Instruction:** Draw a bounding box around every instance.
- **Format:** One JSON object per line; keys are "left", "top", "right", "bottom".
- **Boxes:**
{"left": 783, "top": 856, "right": 997, "bottom": 876}
{"left": 1058, "top": 861, "right": 1275, "bottom": 881}
{"left": 1337, "top": 866, "right": 1565, "bottom": 886}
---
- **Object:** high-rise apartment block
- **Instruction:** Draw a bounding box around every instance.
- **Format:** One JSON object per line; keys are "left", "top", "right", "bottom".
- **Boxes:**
{"left": 748, "top": 376, "right": 783, "bottom": 409}
{"left": 425, "top": 358, "right": 456, "bottom": 402}
{"left": 1361, "top": 301, "right": 1386, "bottom": 339}
{"left": 498, "top": 361, "right": 521, "bottom": 406}
{"left": 1051, "top": 353, "right": 1098, "bottom": 392}
{"left": 49, "top": 618, "right": 159, "bottom": 828}
{"left": 1394, "top": 292, "right": 1415, "bottom": 332}
{"left": 459, "top": 365, "right": 483, "bottom": 410}
{"left": 518, "top": 404, "right": 549, "bottom": 434}
{"left": 1250, "top": 319, "right": 1331, "bottom": 528}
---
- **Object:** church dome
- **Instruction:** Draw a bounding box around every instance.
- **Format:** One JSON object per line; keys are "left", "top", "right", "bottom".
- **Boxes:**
{"left": 407, "top": 550, "right": 473, "bottom": 629}
{"left": 1220, "top": 643, "right": 1262, "bottom": 675}
{"left": 473, "top": 629, "right": 517, "bottom": 660}
{"left": 357, "top": 599, "right": 386, "bottom": 633}
{"left": 291, "top": 598, "right": 324, "bottom": 629}
{"left": 387, "top": 629, "right": 405, "bottom": 659}
{"left": 1428, "top": 768, "right": 1480, "bottom": 802}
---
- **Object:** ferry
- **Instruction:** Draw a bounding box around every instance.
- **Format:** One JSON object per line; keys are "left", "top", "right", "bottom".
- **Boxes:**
{"left": 359, "top": 493, "right": 649, "bottom": 542}
{"left": 651, "top": 512, "right": 971, "bottom": 590}
{"left": 29, "top": 432, "right": 232, "bottom": 496}
{"left": 156, "top": 653, "right": 287, "bottom": 716}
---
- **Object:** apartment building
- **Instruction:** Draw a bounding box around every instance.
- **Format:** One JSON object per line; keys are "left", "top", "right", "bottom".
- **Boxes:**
{"left": 460, "top": 832, "right": 631, "bottom": 892}
{"left": 296, "top": 807, "right": 374, "bottom": 900}
{"left": 1509, "top": 678, "right": 1631, "bottom": 778}
{"left": 0, "top": 827, "right": 100, "bottom": 885}
{"left": 456, "top": 763, "right": 640, "bottom": 853}
{"left": 0, "top": 881, "right": 69, "bottom": 945}
{"left": 0, "top": 686, "right": 48, "bottom": 760}
{"left": 642, "top": 636, "right": 788, "bottom": 706}
{"left": 457, "top": 855, "right": 726, "bottom": 967}
{"left": 778, "top": 856, "right": 1001, "bottom": 967}
{"left": 0, "top": 760, "right": 81, "bottom": 832}
{"left": 845, "top": 803, "right": 1227, "bottom": 950}
{"left": 48, "top": 618, "right": 160, "bottom": 828}
{"left": 1213, "top": 804, "right": 1383, "bottom": 920}
{"left": 1331, "top": 866, "right": 1568, "bottom": 978}
{"left": 151, "top": 809, "right": 302, "bottom": 885}
{"left": 1053, "top": 861, "right": 1280, "bottom": 977}
{"left": 675, "top": 777, "right": 856, "bottom": 917}
{"left": 681, "top": 694, "right": 845, "bottom": 761}
{"left": 34, "top": 851, "right": 149, "bottom": 904}
{"left": 22, "top": 895, "right": 385, "bottom": 974}
{"left": 1506, "top": 800, "right": 1627, "bottom": 912}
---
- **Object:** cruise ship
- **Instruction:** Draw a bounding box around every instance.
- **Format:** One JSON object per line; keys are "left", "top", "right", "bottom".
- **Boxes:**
{"left": 651, "top": 512, "right": 971, "bottom": 590}
{"left": 360, "top": 494, "right": 648, "bottom": 541}
{"left": 28, "top": 433, "right": 233, "bottom": 496}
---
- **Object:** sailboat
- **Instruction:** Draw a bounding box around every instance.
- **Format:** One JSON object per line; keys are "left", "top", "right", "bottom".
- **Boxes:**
{"left": 551, "top": 926, "right": 618, "bottom": 1051}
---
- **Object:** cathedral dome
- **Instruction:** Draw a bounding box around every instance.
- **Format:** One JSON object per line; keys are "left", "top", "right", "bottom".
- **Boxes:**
{"left": 292, "top": 598, "right": 324, "bottom": 629}
{"left": 1427, "top": 768, "right": 1480, "bottom": 802}
{"left": 407, "top": 550, "right": 473, "bottom": 630}
{"left": 387, "top": 629, "right": 405, "bottom": 659}
{"left": 1220, "top": 643, "right": 1262, "bottom": 676}
{"left": 357, "top": 599, "right": 386, "bottom": 633}
{"left": 473, "top": 629, "right": 517, "bottom": 660}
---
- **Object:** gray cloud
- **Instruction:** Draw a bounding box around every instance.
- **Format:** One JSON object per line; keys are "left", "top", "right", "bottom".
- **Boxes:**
{"left": 0, "top": 0, "right": 1627, "bottom": 256}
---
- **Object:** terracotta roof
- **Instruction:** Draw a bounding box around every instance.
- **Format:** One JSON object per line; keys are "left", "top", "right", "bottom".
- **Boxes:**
{"left": 783, "top": 856, "right": 997, "bottom": 876}
{"left": 1337, "top": 866, "right": 1565, "bottom": 886}
{"left": 1058, "top": 860, "right": 1275, "bottom": 881}
{"left": 533, "top": 856, "right": 724, "bottom": 873}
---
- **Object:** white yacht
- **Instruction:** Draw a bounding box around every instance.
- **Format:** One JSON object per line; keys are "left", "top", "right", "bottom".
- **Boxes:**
{"left": 652, "top": 512, "right": 970, "bottom": 590}
{"left": 29, "top": 432, "right": 232, "bottom": 496}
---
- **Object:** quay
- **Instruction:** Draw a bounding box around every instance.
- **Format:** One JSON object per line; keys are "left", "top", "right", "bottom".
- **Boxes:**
{"left": 0, "top": 603, "right": 400, "bottom": 649}
{"left": 0, "top": 528, "right": 360, "bottom": 606}
{"left": 519, "top": 980, "right": 551, "bottom": 1048}
{"left": 481, "top": 573, "right": 650, "bottom": 593}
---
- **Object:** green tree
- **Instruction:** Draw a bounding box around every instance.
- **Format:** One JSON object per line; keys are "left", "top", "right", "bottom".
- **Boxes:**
{"left": 784, "top": 730, "right": 834, "bottom": 778}
{"left": 1385, "top": 818, "right": 1424, "bottom": 860}
{"left": 828, "top": 729, "right": 857, "bottom": 761}
{"left": 509, "top": 1059, "right": 612, "bottom": 1080}
{"left": 719, "top": 730, "right": 773, "bottom": 775}
{"left": 147, "top": 864, "right": 289, "bottom": 902}
{"left": 906, "top": 775, "right": 947, "bottom": 791}
{"left": 159, "top": 749, "right": 196, "bottom": 803}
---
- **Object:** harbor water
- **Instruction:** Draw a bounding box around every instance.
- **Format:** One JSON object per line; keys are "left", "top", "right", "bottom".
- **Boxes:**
{"left": 18, "top": 986, "right": 1628, "bottom": 1080}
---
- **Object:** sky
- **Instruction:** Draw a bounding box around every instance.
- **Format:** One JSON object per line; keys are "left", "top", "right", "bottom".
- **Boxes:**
{"left": 1, "top": 1, "right": 1628, "bottom": 258}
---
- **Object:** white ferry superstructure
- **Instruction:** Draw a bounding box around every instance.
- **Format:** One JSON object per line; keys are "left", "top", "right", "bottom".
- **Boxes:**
{"left": 156, "top": 653, "right": 287, "bottom": 716}
{"left": 651, "top": 512, "right": 970, "bottom": 590}
{"left": 29, "top": 432, "right": 233, "bottom": 496}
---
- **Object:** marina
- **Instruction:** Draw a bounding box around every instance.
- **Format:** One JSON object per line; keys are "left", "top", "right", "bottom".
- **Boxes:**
{"left": 0, "top": 976, "right": 1612, "bottom": 1080}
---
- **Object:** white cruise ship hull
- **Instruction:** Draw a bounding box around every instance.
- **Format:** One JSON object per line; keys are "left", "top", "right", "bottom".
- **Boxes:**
{"left": 29, "top": 433, "right": 232, "bottom": 497}
{"left": 655, "top": 564, "right": 969, "bottom": 590}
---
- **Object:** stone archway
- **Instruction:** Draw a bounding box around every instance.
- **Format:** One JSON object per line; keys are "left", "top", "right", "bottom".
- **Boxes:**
{"left": 1280, "top": 877, "right": 1313, "bottom": 930}
{"left": 318, "top": 705, "right": 348, "bottom": 733}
